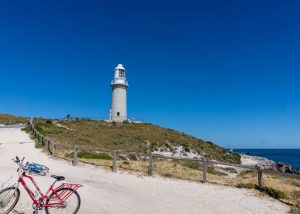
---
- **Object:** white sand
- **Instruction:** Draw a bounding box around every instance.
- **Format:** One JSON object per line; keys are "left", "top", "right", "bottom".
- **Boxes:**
{"left": 0, "top": 128, "right": 289, "bottom": 214}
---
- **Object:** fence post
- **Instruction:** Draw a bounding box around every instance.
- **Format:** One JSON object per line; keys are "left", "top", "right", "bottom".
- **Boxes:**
{"left": 148, "top": 154, "right": 154, "bottom": 176}
{"left": 44, "top": 139, "right": 49, "bottom": 152}
{"left": 73, "top": 146, "right": 78, "bottom": 166}
{"left": 202, "top": 157, "right": 207, "bottom": 183}
{"left": 258, "top": 166, "right": 264, "bottom": 188}
{"left": 52, "top": 143, "right": 56, "bottom": 158}
{"left": 112, "top": 150, "right": 117, "bottom": 172}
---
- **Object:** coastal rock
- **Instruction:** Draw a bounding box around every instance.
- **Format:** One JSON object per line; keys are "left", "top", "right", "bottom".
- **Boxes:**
{"left": 276, "top": 162, "right": 293, "bottom": 173}
{"left": 241, "top": 155, "right": 275, "bottom": 170}
{"left": 293, "top": 169, "right": 300, "bottom": 175}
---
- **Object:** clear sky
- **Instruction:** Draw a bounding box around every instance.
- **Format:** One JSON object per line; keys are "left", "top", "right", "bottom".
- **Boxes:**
{"left": 0, "top": 0, "right": 299, "bottom": 149}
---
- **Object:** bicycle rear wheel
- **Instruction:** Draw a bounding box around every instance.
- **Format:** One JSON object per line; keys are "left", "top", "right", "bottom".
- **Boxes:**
{"left": 45, "top": 188, "right": 81, "bottom": 214}
{"left": 0, "top": 187, "right": 20, "bottom": 214}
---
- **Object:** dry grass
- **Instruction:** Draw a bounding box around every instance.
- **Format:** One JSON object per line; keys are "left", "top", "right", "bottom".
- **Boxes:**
{"left": 29, "top": 118, "right": 299, "bottom": 206}
{"left": 0, "top": 114, "right": 28, "bottom": 125}
{"left": 33, "top": 118, "right": 241, "bottom": 164}
{"left": 42, "top": 145, "right": 300, "bottom": 206}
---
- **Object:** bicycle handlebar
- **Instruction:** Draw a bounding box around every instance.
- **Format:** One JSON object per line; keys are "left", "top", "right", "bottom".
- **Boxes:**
{"left": 12, "top": 156, "right": 25, "bottom": 165}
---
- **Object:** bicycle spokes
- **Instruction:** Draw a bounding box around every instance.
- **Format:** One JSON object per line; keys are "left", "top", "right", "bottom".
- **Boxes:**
{"left": 0, "top": 188, "right": 19, "bottom": 213}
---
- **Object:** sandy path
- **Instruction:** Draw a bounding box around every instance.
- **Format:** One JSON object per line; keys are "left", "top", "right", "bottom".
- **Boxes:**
{"left": 0, "top": 128, "right": 289, "bottom": 214}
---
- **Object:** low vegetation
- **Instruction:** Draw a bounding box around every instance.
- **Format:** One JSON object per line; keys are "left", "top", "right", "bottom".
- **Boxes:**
{"left": 237, "top": 183, "right": 286, "bottom": 199}
{"left": 66, "top": 151, "right": 112, "bottom": 160}
{"left": 233, "top": 170, "right": 299, "bottom": 205}
{"left": 222, "top": 167, "right": 238, "bottom": 174}
{"left": 27, "top": 117, "right": 300, "bottom": 206}
{"left": 54, "top": 147, "right": 299, "bottom": 205}
{"left": 0, "top": 114, "right": 28, "bottom": 125}
{"left": 33, "top": 118, "right": 241, "bottom": 164}
{"left": 236, "top": 183, "right": 256, "bottom": 189}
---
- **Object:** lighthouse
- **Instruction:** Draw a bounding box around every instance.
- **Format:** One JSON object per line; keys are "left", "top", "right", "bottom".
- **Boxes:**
{"left": 110, "top": 64, "right": 128, "bottom": 122}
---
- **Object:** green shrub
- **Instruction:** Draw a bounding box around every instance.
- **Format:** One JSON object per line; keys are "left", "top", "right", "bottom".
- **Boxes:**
{"left": 182, "top": 161, "right": 200, "bottom": 170}
{"left": 258, "top": 186, "right": 286, "bottom": 199}
{"left": 122, "top": 120, "right": 130, "bottom": 124}
{"left": 206, "top": 141, "right": 214, "bottom": 145}
{"left": 207, "top": 167, "right": 227, "bottom": 176}
{"left": 236, "top": 183, "right": 256, "bottom": 189}
{"left": 223, "top": 167, "right": 238, "bottom": 174}
{"left": 46, "top": 120, "right": 52, "bottom": 124}
{"left": 21, "top": 126, "right": 31, "bottom": 133}
{"left": 66, "top": 151, "right": 112, "bottom": 160}
{"left": 236, "top": 183, "right": 286, "bottom": 200}
{"left": 181, "top": 142, "right": 189, "bottom": 149}
{"left": 34, "top": 123, "right": 44, "bottom": 134}
{"left": 238, "top": 169, "right": 256, "bottom": 177}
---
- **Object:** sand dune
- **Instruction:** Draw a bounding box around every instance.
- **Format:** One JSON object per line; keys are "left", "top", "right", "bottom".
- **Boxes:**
{"left": 0, "top": 127, "right": 289, "bottom": 214}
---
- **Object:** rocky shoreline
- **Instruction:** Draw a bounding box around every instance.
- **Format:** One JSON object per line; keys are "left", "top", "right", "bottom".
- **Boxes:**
{"left": 241, "top": 154, "right": 300, "bottom": 174}
{"left": 241, "top": 154, "right": 275, "bottom": 170}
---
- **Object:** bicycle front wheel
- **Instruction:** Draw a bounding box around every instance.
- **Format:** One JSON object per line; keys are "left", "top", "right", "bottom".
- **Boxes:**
{"left": 45, "top": 188, "right": 81, "bottom": 214}
{"left": 0, "top": 187, "right": 20, "bottom": 214}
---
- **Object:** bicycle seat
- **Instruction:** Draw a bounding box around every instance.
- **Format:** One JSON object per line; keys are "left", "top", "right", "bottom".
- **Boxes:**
{"left": 51, "top": 175, "right": 65, "bottom": 181}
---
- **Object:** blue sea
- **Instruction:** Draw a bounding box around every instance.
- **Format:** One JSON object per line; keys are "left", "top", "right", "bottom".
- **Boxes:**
{"left": 234, "top": 149, "right": 300, "bottom": 169}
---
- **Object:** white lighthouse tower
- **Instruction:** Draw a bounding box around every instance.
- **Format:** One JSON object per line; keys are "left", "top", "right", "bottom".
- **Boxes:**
{"left": 110, "top": 64, "right": 128, "bottom": 122}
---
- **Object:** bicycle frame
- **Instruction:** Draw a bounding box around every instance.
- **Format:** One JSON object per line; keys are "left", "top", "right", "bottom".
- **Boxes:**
{"left": 17, "top": 172, "right": 81, "bottom": 208}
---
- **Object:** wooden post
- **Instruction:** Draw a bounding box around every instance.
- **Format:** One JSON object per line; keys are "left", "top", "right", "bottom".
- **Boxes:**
{"left": 112, "top": 150, "right": 117, "bottom": 172}
{"left": 258, "top": 166, "right": 264, "bottom": 188}
{"left": 52, "top": 143, "right": 56, "bottom": 158}
{"left": 44, "top": 139, "right": 49, "bottom": 152}
{"left": 148, "top": 154, "right": 154, "bottom": 176}
{"left": 73, "top": 146, "right": 78, "bottom": 166}
{"left": 202, "top": 157, "right": 207, "bottom": 183}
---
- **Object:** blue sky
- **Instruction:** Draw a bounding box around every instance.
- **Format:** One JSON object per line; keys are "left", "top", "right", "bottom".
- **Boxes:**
{"left": 0, "top": 0, "right": 299, "bottom": 148}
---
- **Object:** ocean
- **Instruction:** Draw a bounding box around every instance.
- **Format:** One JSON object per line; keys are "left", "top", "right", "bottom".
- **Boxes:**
{"left": 234, "top": 149, "right": 300, "bottom": 169}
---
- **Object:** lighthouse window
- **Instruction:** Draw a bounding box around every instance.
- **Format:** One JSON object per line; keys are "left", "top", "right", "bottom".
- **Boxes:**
{"left": 119, "top": 70, "right": 125, "bottom": 78}
{"left": 117, "top": 112, "right": 120, "bottom": 116}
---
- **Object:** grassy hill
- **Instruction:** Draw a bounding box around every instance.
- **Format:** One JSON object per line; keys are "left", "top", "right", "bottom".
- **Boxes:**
{"left": 0, "top": 114, "right": 29, "bottom": 125}
{"left": 34, "top": 119, "right": 241, "bottom": 164}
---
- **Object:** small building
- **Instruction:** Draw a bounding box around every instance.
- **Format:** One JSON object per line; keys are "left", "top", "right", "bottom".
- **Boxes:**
{"left": 110, "top": 64, "right": 128, "bottom": 122}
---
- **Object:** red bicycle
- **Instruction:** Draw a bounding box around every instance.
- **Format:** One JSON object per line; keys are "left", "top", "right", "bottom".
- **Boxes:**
{"left": 0, "top": 157, "right": 82, "bottom": 214}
